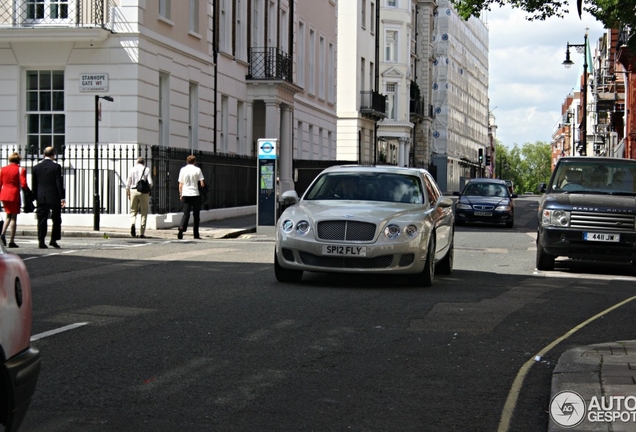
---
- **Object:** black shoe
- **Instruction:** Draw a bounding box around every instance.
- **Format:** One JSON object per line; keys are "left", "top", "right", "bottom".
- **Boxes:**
{"left": 0, "top": 234, "right": 5, "bottom": 246}
{"left": 38, "top": 243, "right": 48, "bottom": 249}
{"left": 131, "top": 225, "right": 136, "bottom": 238}
{"left": 194, "top": 236, "right": 202, "bottom": 240}
{"left": 177, "top": 229, "right": 183, "bottom": 240}
{"left": 49, "top": 241, "right": 60, "bottom": 249}
{"left": 8, "top": 242, "right": 18, "bottom": 248}
{"left": 139, "top": 235, "right": 146, "bottom": 239}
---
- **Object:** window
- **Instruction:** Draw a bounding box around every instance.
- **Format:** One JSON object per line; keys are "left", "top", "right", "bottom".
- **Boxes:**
{"left": 189, "top": 0, "right": 199, "bottom": 33}
{"left": 25, "top": 0, "right": 69, "bottom": 23}
{"left": 385, "top": 30, "right": 397, "bottom": 62}
{"left": 361, "top": 0, "right": 366, "bottom": 29}
{"left": 309, "top": 29, "right": 315, "bottom": 95}
{"left": 237, "top": 101, "right": 245, "bottom": 154}
{"left": 319, "top": 36, "right": 325, "bottom": 99}
{"left": 236, "top": 0, "right": 246, "bottom": 60}
{"left": 328, "top": 42, "right": 335, "bottom": 103}
{"left": 220, "top": 0, "right": 231, "bottom": 52}
{"left": 297, "top": 121, "right": 304, "bottom": 157}
{"left": 387, "top": 0, "right": 397, "bottom": 7}
{"left": 361, "top": 58, "right": 366, "bottom": 92}
{"left": 369, "top": 61, "right": 374, "bottom": 91}
{"left": 189, "top": 83, "right": 199, "bottom": 152}
{"left": 159, "top": 73, "right": 170, "bottom": 147}
{"left": 159, "top": 0, "right": 171, "bottom": 19}
{"left": 298, "top": 22, "right": 305, "bottom": 87}
{"left": 252, "top": 0, "right": 262, "bottom": 47}
{"left": 308, "top": 125, "right": 314, "bottom": 158}
{"left": 370, "top": 2, "right": 375, "bottom": 34}
{"left": 221, "top": 95, "right": 229, "bottom": 153}
{"left": 26, "top": 70, "right": 65, "bottom": 154}
{"left": 385, "top": 82, "right": 397, "bottom": 120}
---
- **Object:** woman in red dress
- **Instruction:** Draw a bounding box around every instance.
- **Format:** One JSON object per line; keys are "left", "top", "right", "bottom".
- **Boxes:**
{"left": 0, "top": 152, "right": 29, "bottom": 248}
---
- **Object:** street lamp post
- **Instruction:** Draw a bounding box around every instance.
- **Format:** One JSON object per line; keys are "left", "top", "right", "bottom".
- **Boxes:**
{"left": 562, "top": 31, "right": 589, "bottom": 156}
{"left": 94, "top": 95, "right": 114, "bottom": 231}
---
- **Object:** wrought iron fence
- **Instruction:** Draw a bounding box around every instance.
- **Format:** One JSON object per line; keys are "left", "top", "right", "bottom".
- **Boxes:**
{"left": 248, "top": 47, "right": 293, "bottom": 82}
{"left": 0, "top": 144, "right": 257, "bottom": 215}
{"left": 0, "top": 0, "right": 112, "bottom": 28}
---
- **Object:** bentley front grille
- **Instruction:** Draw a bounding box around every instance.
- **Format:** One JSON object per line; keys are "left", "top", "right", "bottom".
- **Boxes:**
{"left": 316, "top": 220, "right": 377, "bottom": 241}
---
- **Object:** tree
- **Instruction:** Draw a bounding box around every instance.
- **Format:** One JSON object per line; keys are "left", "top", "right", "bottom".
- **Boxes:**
{"left": 451, "top": 0, "right": 636, "bottom": 52}
{"left": 496, "top": 141, "right": 551, "bottom": 193}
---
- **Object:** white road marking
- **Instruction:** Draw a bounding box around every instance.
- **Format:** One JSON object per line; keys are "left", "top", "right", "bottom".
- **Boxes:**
{"left": 31, "top": 322, "right": 89, "bottom": 341}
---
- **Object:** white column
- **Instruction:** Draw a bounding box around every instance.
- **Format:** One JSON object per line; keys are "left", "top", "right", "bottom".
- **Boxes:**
{"left": 246, "top": 102, "right": 254, "bottom": 156}
{"left": 279, "top": 104, "right": 294, "bottom": 193}
{"left": 265, "top": 101, "right": 280, "bottom": 140}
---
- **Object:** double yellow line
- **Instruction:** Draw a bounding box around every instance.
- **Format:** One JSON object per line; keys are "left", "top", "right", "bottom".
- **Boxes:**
{"left": 498, "top": 294, "right": 636, "bottom": 431}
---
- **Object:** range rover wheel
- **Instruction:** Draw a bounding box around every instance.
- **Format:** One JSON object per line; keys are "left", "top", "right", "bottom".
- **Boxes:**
{"left": 536, "top": 243, "right": 555, "bottom": 271}
{"left": 274, "top": 253, "right": 303, "bottom": 283}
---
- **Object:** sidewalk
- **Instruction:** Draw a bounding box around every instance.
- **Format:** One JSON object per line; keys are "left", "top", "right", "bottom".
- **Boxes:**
{"left": 12, "top": 214, "right": 259, "bottom": 241}
{"left": 549, "top": 340, "right": 636, "bottom": 431}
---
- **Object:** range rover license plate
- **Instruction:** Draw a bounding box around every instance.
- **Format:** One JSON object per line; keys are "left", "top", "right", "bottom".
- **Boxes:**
{"left": 322, "top": 245, "right": 367, "bottom": 256}
{"left": 583, "top": 232, "right": 620, "bottom": 242}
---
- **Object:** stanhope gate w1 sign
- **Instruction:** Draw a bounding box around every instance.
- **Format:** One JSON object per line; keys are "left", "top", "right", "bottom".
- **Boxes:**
{"left": 80, "top": 73, "right": 109, "bottom": 92}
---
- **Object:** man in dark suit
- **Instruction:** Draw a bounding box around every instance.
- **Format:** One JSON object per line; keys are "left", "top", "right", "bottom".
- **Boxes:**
{"left": 32, "top": 146, "right": 66, "bottom": 249}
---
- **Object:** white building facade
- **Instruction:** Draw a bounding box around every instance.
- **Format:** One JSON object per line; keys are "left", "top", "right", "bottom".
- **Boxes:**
{"left": 0, "top": 0, "right": 338, "bottom": 220}
{"left": 336, "top": 0, "right": 385, "bottom": 163}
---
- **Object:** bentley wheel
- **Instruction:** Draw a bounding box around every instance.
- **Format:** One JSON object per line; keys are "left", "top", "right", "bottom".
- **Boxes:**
{"left": 274, "top": 253, "right": 303, "bottom": 283}
{"left": 409, "top": 238, "right": 435, "bottom": 287}
{"left": 436, "top": 238, "right": 453, "bottom": 275}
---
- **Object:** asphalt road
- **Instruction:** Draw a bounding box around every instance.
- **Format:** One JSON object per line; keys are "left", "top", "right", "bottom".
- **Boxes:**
{"left": 15, "top": 196, "right": 636, "bottom": 431}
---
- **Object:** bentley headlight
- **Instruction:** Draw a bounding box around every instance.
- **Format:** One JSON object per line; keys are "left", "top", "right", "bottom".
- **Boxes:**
{"left": 456, "top": 203, "right": 472, "bottom": 210}
{"left": 404, "top": 225, "right": 418, "bottom": 237}
{"left": 384, "top": 224, "right": 401, "bottom": 240}
{"left": 296, "top": 220, "right": 311, "bottom": 236}
{"left": 281, "top": 219, "right": 294, "bottom": 233}
{"left": 541, "top": 209, "right": 570, "bottom": 227}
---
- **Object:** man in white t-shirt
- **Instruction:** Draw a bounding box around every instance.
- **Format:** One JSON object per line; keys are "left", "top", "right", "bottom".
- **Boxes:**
{"left": 177, "top": 155, "right": 205, "bottom": 239}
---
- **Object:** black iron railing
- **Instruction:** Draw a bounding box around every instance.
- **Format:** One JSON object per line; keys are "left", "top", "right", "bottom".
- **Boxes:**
{"left": 0, "top": 0, "right": 110, "bottom": 28}
{"left": 409, "top": 97, "right": 425, "bottom": 120}
{"left": 248, "top": 47, "right": 293, "bottom": 83}
{"left": 0, "top": 144, "right": 257, "bottom": 215}
{"left": 360, "top": 90, "right": 386, "bottom": 121}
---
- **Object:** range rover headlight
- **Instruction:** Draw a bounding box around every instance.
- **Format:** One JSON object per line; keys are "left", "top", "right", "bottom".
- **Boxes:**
{"left": 404, "top": 225, "right": 418, "bottom": 237}
{"left": 541, "top": 209, "right": 570, "bottom": 227}
{"left": 296, "top": 220, "right": 311, "bottom": 236}
{"left": 384, "top": 224, "right": 401, "bottom": 240}
{"left": 281, "top": 219, "right": 294, "bottom": 233}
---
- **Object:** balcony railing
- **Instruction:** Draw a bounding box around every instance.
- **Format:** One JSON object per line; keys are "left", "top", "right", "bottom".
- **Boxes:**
{"left": 360, "top": 90, "right": 386, "bottom": 121}
{"left": 248, "top": 47, "right": 293, "bottom": 83}
{"left": 0, "top": 0, "right": 110, "bottom": 28}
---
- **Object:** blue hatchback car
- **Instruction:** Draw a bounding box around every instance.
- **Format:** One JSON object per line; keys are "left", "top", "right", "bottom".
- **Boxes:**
{"left": 453, "top": 178, "right": 517, "bottom": 228}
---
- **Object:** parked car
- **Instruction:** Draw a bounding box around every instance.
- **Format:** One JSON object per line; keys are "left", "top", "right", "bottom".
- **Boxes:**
{"left": 274, "top": 165, "right": 455, "bottom": 287}
{"left": 453, "top": 178, "right": 517, "bottom": 228}
{"left": 0, "top": 247, "right": 41, "bottom": 431}
{"left": 536, "top": 157, "right": 636, "bottom": 271}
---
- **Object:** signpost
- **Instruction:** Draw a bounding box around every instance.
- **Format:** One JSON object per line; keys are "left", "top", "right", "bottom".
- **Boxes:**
{"left": 257, "top": 139, "right": 278, "bottom": 236}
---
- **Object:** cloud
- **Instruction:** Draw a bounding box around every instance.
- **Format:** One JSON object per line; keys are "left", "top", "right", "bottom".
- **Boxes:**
{"left": 487, "top": 4, "right": 605, "bottom": 147}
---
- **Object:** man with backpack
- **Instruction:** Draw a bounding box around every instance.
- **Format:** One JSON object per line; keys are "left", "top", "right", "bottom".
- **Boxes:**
{"left": 126, "top": 157, "right": 153, "bottom": 238}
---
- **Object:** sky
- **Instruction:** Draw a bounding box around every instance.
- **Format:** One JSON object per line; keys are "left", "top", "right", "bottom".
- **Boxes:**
{"left": 486, "top": 4, "right": 605, "bottom": 147}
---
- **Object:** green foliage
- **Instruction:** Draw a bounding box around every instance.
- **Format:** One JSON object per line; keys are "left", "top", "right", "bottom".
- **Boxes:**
{"left": 451, "top": 0, "right": 636, "bottom": 52}
{"left": 495, "top": 141, "right": 551, "bottom": 194}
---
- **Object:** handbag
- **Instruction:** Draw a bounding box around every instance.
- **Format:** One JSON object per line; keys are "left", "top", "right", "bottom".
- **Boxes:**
{"left": 135, "top": 167, "right": 151, "bottom": 194}
{"left": 22, "top": 187, "right": 36, "bottom": 213}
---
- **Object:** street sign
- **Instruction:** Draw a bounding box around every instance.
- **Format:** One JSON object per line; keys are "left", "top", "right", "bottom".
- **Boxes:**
{"left": 80, "top": 73, "right": 109, "bottom": 92}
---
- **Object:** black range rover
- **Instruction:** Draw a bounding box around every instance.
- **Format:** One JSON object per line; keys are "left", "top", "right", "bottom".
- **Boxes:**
{"left": 536, "top": 157, "right": 636, "bottom": 271}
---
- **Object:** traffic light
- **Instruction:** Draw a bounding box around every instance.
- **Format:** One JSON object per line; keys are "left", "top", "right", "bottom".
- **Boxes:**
{"left": 478, "top": 148, "right": 484, "bottom": 164}
{"left": 485, "top": 154, "right": 491, "bottom": 165}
